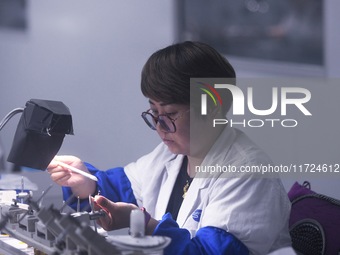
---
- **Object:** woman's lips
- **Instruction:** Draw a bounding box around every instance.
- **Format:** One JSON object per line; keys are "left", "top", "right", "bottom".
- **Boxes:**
{"left": 162, "top": 138, "right": 173, "bottom": 145}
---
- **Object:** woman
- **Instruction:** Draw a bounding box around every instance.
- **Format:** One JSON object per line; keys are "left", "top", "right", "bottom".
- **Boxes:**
{"left": 48, "top": 41, "right": 292, "bottom": 254}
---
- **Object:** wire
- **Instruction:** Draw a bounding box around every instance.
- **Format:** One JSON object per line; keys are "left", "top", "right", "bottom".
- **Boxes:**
{"left": 0, "top": 108, "right": 24, "bottom": 131}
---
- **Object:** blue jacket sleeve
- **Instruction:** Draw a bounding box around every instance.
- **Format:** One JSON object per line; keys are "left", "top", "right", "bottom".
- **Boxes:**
{"left": 62, "top": 163, "right": 137, "bottom": 211}
{"left": 153, "top": 213, "right": 249, "bottom": 255}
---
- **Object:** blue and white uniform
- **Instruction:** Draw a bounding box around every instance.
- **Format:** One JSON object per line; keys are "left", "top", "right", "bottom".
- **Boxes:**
{"left": 63, "top": 126, "right": 292, "bottom": 255}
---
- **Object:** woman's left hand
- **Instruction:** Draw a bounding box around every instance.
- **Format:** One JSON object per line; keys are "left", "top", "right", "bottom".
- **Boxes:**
{"left": 93, "top": 195, "right": 138, "bottom": 231}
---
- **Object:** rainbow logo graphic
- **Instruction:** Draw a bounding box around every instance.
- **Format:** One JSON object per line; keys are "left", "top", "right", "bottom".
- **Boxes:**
{"left": 200, "top": 83, "right": 222, "bottom": 115}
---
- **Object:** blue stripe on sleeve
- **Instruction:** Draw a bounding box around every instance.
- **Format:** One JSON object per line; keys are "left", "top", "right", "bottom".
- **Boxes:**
{"left": 153, "top": 213, "right": 249, "bottom": 255}
{"left": 62, "top": 163, "right": 137, "bottom": 211}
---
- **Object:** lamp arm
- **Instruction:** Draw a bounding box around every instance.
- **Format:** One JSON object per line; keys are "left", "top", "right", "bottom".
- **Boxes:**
{"left": 0, "top": 108, "right": 24, "bottom": 131}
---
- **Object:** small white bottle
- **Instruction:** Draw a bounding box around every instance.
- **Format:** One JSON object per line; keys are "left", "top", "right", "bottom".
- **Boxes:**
{"left": 129, "top": 209, "right": 145, "bottom": 238}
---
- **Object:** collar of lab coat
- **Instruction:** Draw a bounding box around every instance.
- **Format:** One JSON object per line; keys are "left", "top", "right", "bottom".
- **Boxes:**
{"left": 153, "top": 154, "right": 210, "bottom": 224}
{"left": 154, "top": 154, "right": 184, "bottom": 219}
{"left": 154, "top": 125, "right": 237, "bottom": 223}
{"left": 176, "top": 125, "right": 237, "bottom": 226}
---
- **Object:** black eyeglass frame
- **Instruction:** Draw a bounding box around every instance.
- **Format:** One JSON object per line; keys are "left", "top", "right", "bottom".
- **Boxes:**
{"left": 141, "top": 109, "right": 189, "bottom": 133}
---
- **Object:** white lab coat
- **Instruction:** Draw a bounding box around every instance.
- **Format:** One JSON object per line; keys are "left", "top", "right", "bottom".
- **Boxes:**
{"left": 124, "top": 126, "right": 292, "bottom": 255}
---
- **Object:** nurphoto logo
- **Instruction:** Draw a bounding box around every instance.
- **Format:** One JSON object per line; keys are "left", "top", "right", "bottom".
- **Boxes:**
{"left": 198, "top": 82, "right": 312, "bottom": 128}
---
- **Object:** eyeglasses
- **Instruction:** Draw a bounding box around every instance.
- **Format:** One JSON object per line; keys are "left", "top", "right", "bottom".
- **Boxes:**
{"left": 141, "top": 109, "right": 189, "bottom": 133}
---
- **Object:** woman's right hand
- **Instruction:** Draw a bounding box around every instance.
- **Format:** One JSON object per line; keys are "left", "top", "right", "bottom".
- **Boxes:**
{"left": 47, "top": 155, "right": 96, "bottom": 199}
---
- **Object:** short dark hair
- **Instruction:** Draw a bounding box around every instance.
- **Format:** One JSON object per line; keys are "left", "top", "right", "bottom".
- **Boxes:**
{"left": 141, "top": 41, "right": 236, "bottom": 113}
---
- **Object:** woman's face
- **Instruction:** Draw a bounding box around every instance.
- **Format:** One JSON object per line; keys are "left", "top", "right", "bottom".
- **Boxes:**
{"left": 148, "top": 99, "right": 190, "bottom": 155}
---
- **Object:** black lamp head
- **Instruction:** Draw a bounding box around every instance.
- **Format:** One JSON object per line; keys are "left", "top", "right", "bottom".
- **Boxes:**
{"left": 7, "top": 99, "right": 74, "bottom": 170}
